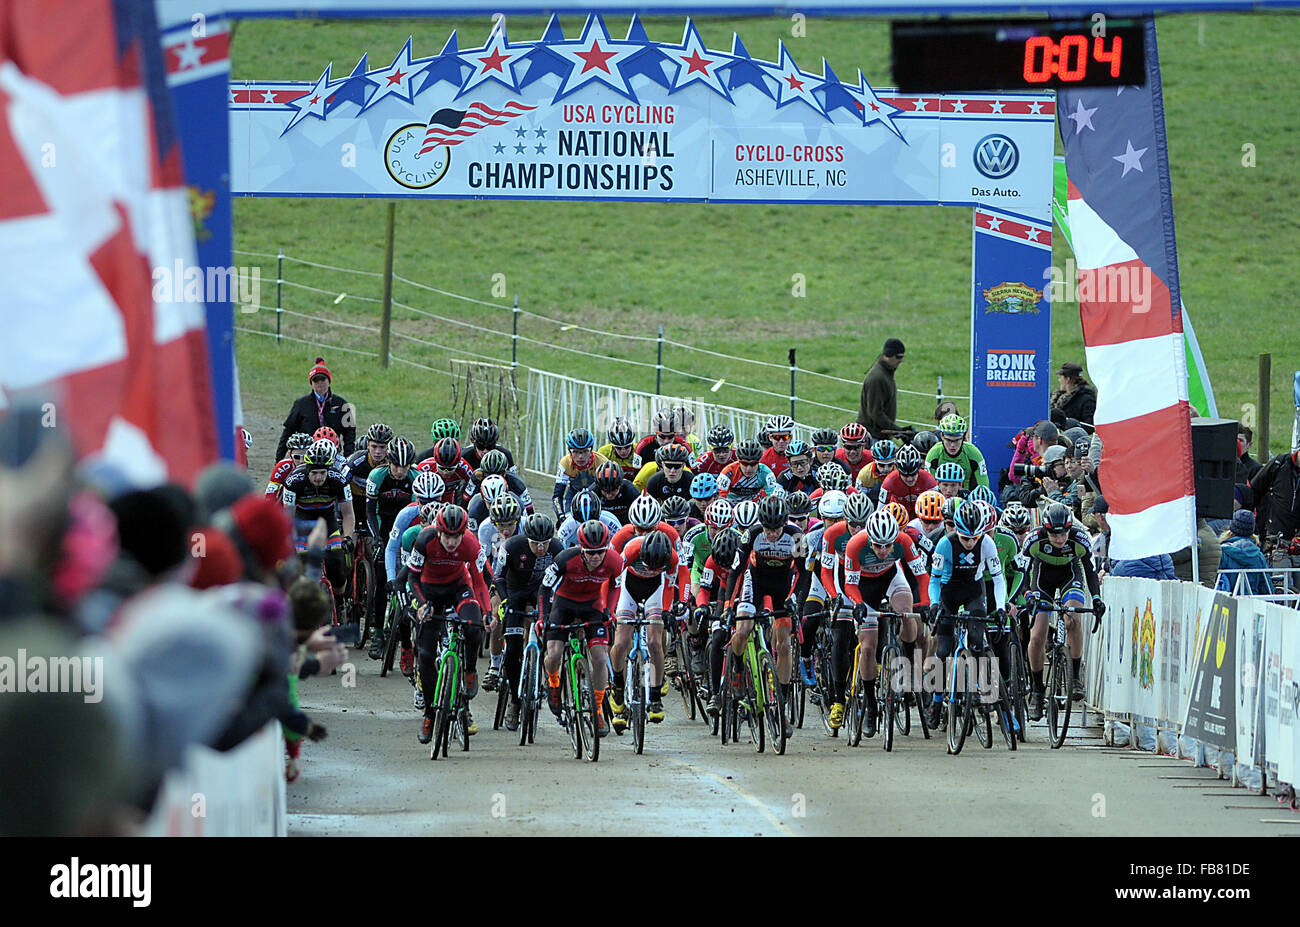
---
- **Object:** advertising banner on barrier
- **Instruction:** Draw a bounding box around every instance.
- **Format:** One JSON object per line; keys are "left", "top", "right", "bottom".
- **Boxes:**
{"left": 1183, "top": 590, "right": 1238, "bottom": 753}
{"left": 1263, "top": 608, "right": 1283, "bottom": 775}
{"left": 1156, "top": 580, "right": 1186, "bottom": 726}
{"left": 1279, "top": 613, "right": 1298, "bottom": 785}
{"left": 1234, "top": 599, "right": 1264, "bottom": 765}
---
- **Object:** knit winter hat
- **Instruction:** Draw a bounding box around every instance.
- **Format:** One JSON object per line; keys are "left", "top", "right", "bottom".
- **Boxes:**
{"left": 188, "top": 527, "right": 245, "bottom": 589}
{"left": 308, "top": 356, "right": 331, "bottom": 384}
{"left": 227, "top": 495, "right": 294, "bottom": 575}
{"left": 1230, "top": 510, "right": 1256, "bottom": 537}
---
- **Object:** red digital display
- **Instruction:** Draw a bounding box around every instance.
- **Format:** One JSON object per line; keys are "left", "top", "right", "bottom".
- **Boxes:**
{"left": 1022, "top": 34, "right": 1124, "bottom": 83}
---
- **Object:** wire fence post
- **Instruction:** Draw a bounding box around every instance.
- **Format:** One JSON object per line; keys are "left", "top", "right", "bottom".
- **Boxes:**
{"left": 275, "top": 248, "right": 283, "bottom": 344}
{"left": 656, "top": 324, "right": 664, "bottom": 395}
{"left": 789, "top": 348, "right": 797, "bottom": 421}
{"left": 379, "top": 202, "right": 395, "bottom": 368}
{"left": 512, "top": 294, "right": 519, "bottom": 369}
{"left": 1258, "top": 353, "right": 1271, "bottom": 458}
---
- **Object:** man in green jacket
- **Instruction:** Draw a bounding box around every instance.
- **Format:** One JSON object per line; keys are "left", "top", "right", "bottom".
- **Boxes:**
{"left": 857, "top": 338, "right": 907, "bottom": 438}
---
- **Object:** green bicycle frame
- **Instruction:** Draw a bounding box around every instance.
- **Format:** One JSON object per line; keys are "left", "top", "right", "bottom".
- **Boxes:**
{"left": 567, "top": 633, "right": 588, "bottom": 704}
{"left": 743, "top": 615, "right": 771, "bottom": 712}
{"left": 433, "top": 621, "right": 463, "bottom": 712}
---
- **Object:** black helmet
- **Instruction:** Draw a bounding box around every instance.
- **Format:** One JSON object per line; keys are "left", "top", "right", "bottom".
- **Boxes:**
{"left": 433, "top": 437, "right": 461, "bottom": 469}
{"left": 941, "top": 496, "right": 959, "bottom": 524}
{"left": 469, "top": 417, "right": 498, "bottom": 450}
{"left": 707, "top": 424, "right": 734, "bottom": 447}
{"left": 911, "top": 430, "right": 939, "bottom": 456}
{"left": 709, "top": 528, "right": 741, "bottom": 567}
{"left": 656, "top": 443, "right": 690, "bottom": 466}
{"left": 570, "top": 489, "right": 602, "bottom": 523}
{"left": 661, "top": 495, "right": 691, "bottom": 522}
{"left": 1043, "top": 502, "right": 1073, "bottom": 532}
{"left": 638, "top": 530, "right": 673, "bottom": 572}
{"left": 480, "top": 449, "right": 509, "bottom": 475}
{"left": 489, "top": 495, "right": 522, "bottom": 524}
{"left": 608, "top": 418, "right": 636, "bottom": 447}
{"left": 594, "top": 461, "right": 623, "bottom": 493}
{"left": 388, "top": 437, "right": 416, "bottom": 468}
{"left": 736, "top": 440, "right": 763, "bottom": 462}
{"left": 365, "top": 422, "right": 394, "bottom": 445}
{"left": 810, "top": 427, "right": 838, "bottom": 448}
{"left": 522, "top": 513, "right": 555, "bottom": 543}
{"left": 566, "top": 428, "right": 595, "bottom": 451}
{"left": 435, "top": 504, "right": 469, "bottom": 536}
{"left": 786, "top": 491, "right": 813, "bottom": 517}
{"left": 757, "top": 495, "right": 787, "bottom": 529}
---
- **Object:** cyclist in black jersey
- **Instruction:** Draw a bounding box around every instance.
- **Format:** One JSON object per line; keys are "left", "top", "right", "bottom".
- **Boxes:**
{"left": 593, "top": 461, "right": 640, "bottom": 525}
{"left": 493, "top": 513, "right": 564, "bottom": 731}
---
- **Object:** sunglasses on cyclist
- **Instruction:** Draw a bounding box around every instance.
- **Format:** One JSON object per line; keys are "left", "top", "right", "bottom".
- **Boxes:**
{"left": 662, "top": 463, "right": 683, "bottom": 470}
{"left": 814, "top": 445, "right": 836, "bottom": 453}
{"left": 657, "top": 432, "right": 674, "bottom": 440}
{"left": 739, "top": 460, "right": 759, "bottom": 467}
{"left": 769, "top": 432, "right": 791, "bottom": 442}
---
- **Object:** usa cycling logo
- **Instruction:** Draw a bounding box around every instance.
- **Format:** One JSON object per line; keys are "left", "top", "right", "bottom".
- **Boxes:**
{"left": 974, "top": 135, "right": 1019, "bottom": 179}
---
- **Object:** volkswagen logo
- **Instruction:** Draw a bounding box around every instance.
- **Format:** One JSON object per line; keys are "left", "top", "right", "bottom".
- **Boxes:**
{"left": 974, "top": 134, "right": 1019, "bottom": 180}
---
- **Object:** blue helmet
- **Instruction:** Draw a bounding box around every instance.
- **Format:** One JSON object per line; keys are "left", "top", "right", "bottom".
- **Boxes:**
{"left": 690, "top": 472, "right": 719, "bottom": 499}
{"left": 935, "top": 461, "right": 967, "bottom": 484}
{"left": 566, "top": 427, "right": 595, "bottom": 451}
{"left": 953, "top": 500, "right": 984, "bottom": 538}
{"left": 967, "top": 484, "right": 999, "bottom": 510}
{"left": 871, "top": 439, "right": 897, "bottom": 463}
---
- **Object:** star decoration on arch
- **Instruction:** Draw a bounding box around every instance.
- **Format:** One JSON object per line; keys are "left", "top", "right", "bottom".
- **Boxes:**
{"left": 413, "top": 31, "right": 472, "bottom": 97}
{"left": 357, "top": 38, "right": 424, "bottom": 114}
{"left": 457, "top": 25, "right": 529, "bottom": 97}
{"left": 323, "top": 54, "right": 374, "bottom": 114}
{"left": 665, "top": 19, "right": 732, "bottom": 102}
{"left": 280, "top": 64, "right": 332, "bottom": 135}
{"left": 516, "top": 15, "right": 572, "bottom": 91}
{"left": 766, "top": 42, "right": 824, "bottom": 117}
{"left": 848, "top": 69, "right": 904, "bottom": 140}
{"left": 618, "top": 14, "right": 678, "bottom": 91}
{"left": 551, "top": 14, "right": 638, "bottom": 102}
{"left": 717, "top": 35, "right": 773, "bottom": 99}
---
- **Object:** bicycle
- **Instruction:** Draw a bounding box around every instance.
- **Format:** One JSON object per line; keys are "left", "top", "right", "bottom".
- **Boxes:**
{"left": 1029, "top": 597, "right": 1095, "bottom": 749}
{"left": 719, "top": 602, "right": 785, "bottom": 755}
{"left": 1003, "top": 609, "right": 1031, "bottom": 744}
{"left": 347, "top": 533, "right": 377, "bottom": 651}
{"left": 805, "top": 598, "right": 841, "bottom": 738}
{"left": 378, "top": 587, "right": 411, "bottom": 678}
{"left": 669, "top": 603, "right": 710, "bottom": 723}
{"left": 620, "top": 607, "right": 655, "bottom": 755}
{"left": 785, "top": 602, "right": 806, "bottom": 733}
{"left": 552, "top": 621, "right": 601, "bottom": 762}
{"left": 427, "top": 608, "right": 474, "bottom": 761}
{"left": 873, "top": 602, "right": 928, "bottom": 753}
{"left": 516, "top": 616, "right": 545, "bottom": 747}
{"left": 942, "top": 610, "right": 993, "bottom": 756}
{"left": 494, "top": 607, "right": 537, "bottom": 733}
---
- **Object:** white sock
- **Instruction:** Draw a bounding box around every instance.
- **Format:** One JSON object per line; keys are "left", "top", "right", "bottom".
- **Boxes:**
{"left": 491, "top": 653, "right": 503, "bottom": 669}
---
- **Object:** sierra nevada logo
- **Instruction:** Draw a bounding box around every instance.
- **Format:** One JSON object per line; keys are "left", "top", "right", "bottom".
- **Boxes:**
{"left": 983, "top": 281, "right": 1042, "bottom": 314}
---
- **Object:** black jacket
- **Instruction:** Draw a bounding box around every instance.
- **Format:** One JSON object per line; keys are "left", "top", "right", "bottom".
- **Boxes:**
{"left": 1250, "top": 453, "right": 1300, "bottom": 539}
{"left": 1050, "top": 382, "right": 1097, "bottom": 425}
{"left": 276, "top": 391, "right": 355, "bottom": 460}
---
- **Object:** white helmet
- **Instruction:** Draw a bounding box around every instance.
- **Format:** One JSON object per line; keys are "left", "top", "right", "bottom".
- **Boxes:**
{"left": 733, "top": 499, "right": 761, "bottom": 531}
{"left": 817, "top": 489, "right": 848, "bottom": 519}
{"left": 843, "top": 493, "right": 875, "bottom": 526}
{"left": 866, "top": 508, "right": 900, "bottom": 545}
{"left": 412, "top": 470, "right": 445, "bottom": 502}
{"left": 480, "top": 474, "right": 509, "bottom": 505}
{"left": 629, "top": 494, "right": 663, "bottom": 529}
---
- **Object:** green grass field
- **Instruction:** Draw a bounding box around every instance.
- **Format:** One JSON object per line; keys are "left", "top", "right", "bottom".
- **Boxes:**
{"left": 230, "top": 12, "right": 1300, "bottom": 458}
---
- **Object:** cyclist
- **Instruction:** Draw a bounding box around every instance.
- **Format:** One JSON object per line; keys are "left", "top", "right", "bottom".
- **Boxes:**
{"left": 797, "top": 490, "right": 847, "bottom": 689}
{"left": 313, "top": 425, "right": 344, "bottom": 453}
{"left": 1000, "top": 500, "right": 1035, "bottom": 547}
{"left": 494, "top": 513, "right": 564, "bottom": 731}
{"left": 672, "top": 406, "right": 704, "bottom": 461}
{"left": 468, "top": 449, "right": 533, "bottom": 520}
{"left": 596, "top": 418, "right": 643, "bottom": 482}
{"left": 609, "top": 530, "right": 682, "bottom": 725}
{"left": 479, "top": 494, "right": 523, "bottom": 692}
{"left": 841, "top": 507, "right": 931, "bottom": 736}
{"left": 557, "top": 489, "right": 622, "bottom": 548}
{"left": 933, "top": 461, "right": 967, "bottom": 501}
{"left": 551, "top": 427, "right": 607, "bottom": 518}
{"left": 925, "top": 500, "right": 1008, "bottom": 730}
{"left": 809, "top": 463, "right": 855, "bottom": 505}
{"left": 694, "top": 527, "right": 743, "bottom": 715}
{"left": 777, "top": 440, "right": 819, "bottom": 495}
{"left": 810, "top": 428, "right": 842, "bottom": 476}
{"left": 635, "top": 409, "right": 692, "bottom": 464}
{"left": 380, "top": 470, "right": 446, "bottom": 668}
{"left": 266, "top": 432, "right": 312, "bottom": 500}
{"left": 760, "top": 414, "right": 796, "bottom": 477}
{"left": 416, "top": 417, "right": 461, "bottom": 465}
{"left": 592, "top": 460, "right": 640, "bottom": 524}
{"left": 661, "top": 494, "right": 699, "bottom": 538}
{"left": 416, "top": 437, "right": 477, "bottom": 507}
{"left": 723, "top": 495, "right": 808, "bottom": 737}
{"left": 719, "top": 440, "right": 779, "bottom": 501}
{"left": 1021, "top": 502, "right": 1104, "bottom": 717}
{"left": 644, "top": 443, "right": 695, "bottom": 503}
{"left": 540, "top": 520, "right": 624, "bottom": 736}
{"left": 343, "top": 423, "right": 394, "bottom": 530}
{"left": 909, "top": 488, "right": 947, "bottom": 567}
{"left": 924, "top": 413, "right": 990, "bottom": 491}
{"left": 974, "top": 493, "right": 1027, "bottom": 691}
{"left": 835, "top": 423, "right": 874, "bottom": 483}
{"left": 282, "top": 440, "right": 355, "bottom": 595}
{"left": 466, "top": 473, "right": 516, "bottom": 532}
{"left": 877, "top": 444, "right": 937, "bottom": 520}
{"left": 693, "top": 424, "right": 737, "bottom": 475}
{"left": 684, "top": 498, "right": 733, "bottom": 598}
{"left": 360, "top": 436, "right": 416, "bottom": 638}
{"left": 394, "top": 501, "right": 442, "bottom": 709}
{"left": 857, "top": 438, "right": 896, "bottom": 493}
{"left": 814, "top": 493, "right": 873, "bottom": 724}
{"left": 409, "top": 504, "right": 491, "bottom": 743}
{"left": 688, "top": 472, "right": 720, "bottom": 522}
{"left": 462, "top": 417, "right": 516, "bottom": 473}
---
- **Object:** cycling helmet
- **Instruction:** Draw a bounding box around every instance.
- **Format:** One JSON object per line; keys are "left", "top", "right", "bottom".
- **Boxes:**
{"left": 286, "top": 432, "right": 313, "bottom": 452}
{"left": 313, "top": 426, "right": 341, "bottom": 449}
{"left": 811, "top": 428, "right": 838, "bottom": 448}
{"left": 429, "top": 418, "right": 461, "bottom": 442}
{"left": 412, "top": 471, "right": 445, "bottom": 502}
{"left": 418, "top": 501, "right": 442, "bottom": 525}
{"left": 766, "top": 414, "right": 795, "bottom": 435}
{"left": 638, "top": 531, "right": 673, "bottom": 572}
{"left": 736, "top": 440, "right": 763, "bottom": 462}
{"left": 566, "top": 428, "right": 595, "bottom": 452}
{"left": 480, "top": 449, "right": 509, "bottom": 476}
{"left": 938, "top": 413, "right": 967, "bottom": 438}
{"left": 570, "top": 489, "right": 603, "bottom": 523}
{"left": 817, "top": 490, "right": 848, "bottom": 519}
{"left": 818, "top": 465, "right": 850, "bottom": 492}
{"left": 709, "top": 529, "right": 741, "bottom": 568}
{"left": 866, "top": 508, "right": 900, "bottom": 545}
{"left": 435, "top": 504, "right": 469, "bottom": 536}
{"left": 885, "top": 501, "right": 910, "bottom": 528}
{"left": 953, "top": 501, "right": 984, "bottom": 538}
{"left": 757, "top": 495, "right": 787, "bottom": 530}
{"left": 365, "top": 423, "right": 394, "bottom": 445}
{"left": 840, "top": 422, "right": 868, "bottom": 447}
{"left": 1001, "top": 501, "right": 1032, "bottom": 532}
{"left": 967, "top": 485, "right": 999, "bottom": 510}
{"left": 786, "top": 491, "right": 813, "bottom": 517}
{"left": 304, "top": 440, "right": 336, "bottom": 468}
{"left": 628, "top": 494, "right": 662, "bottom": 529}
{"left": 707, "top": 424, "right": 734, "bottom": 448}
{"left": 973, "top": 500, "right": 997, "bottom": 535}
{"left": 895, "top": 444, "right": 923, "bottom": 477}
{"left": 941, "top": 496, "right": 959, "bottom": 525}
{"left": 480, "top": 474, "right": 509, "bottom": 505}
{"left": 673, "top": 406, "right": 696, "bottom": 430}
{"left": 433, "top": 437, "right": 461, "bottom": 469}
{"left": 656, "top": 443, "right": 691, "bottom": 466}
{"left": 594, "top": 461, "right": 624, "bottom": 493}
{"left": 915, "top": 489, "right": 945, "bottom": 522}
{"left": 733, "top": 499, "right": 761, "bottom": 531}
{"left": 522, "top": 513, "right": 556, "bottom": 543}
{"left": 388, "top": 437, "right": 416, "bottom": 468}
{"left": 785, "top": 439, "right": 811, "bottom": 461}
{"left": 577, "top": 519, "right": 612, "bottom": 551}
{"left": 1042, "top": 445, "right": 1068, "bottom": 467}
{"left": 1043, "top": 502, "right": 1073, "bottom": 532}
{"left": 653, "top": 409, "right": 675, "bottom": 433}
{"left": 705, "top": 499, "right": 734, "bottom": 530}
{"left": 843, "top": 493, "right": 875, "bottom": 526}
{"left": 911, "top": 431, "right": 939, "bottom": 456}
{"left": 469, "top": 418, "right": 498, "bottom": 450}
{"left": 871, "top": 439, "right": 897, "bottom": 464}
{"left": 662, "top": 495, "right": 692, "bottom": 523}
{"left": 490, "top": 495, "right": 522, "bottom": 524}
{"left": 608, "top": 418, "right": 637, "bottom": 447}
{"left": 690, "top": 472, "right": 719, "bottom": 499}
{"left": 935, "top": 461, "right": 966, "bottom": 484}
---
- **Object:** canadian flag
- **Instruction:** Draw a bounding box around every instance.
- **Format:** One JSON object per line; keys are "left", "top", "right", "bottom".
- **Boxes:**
{"left": 0, "top": 0, "right": 217, "bottom": 484}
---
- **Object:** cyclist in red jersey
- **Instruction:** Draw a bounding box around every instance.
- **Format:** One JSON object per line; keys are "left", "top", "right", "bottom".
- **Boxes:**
{"left": 266, "top": 432, "right": 311, "bottom": 499}
{"left": 415, "top": 437, "right": 477, "bottom": 506}
{"left": 609, "top": 530, "right": 682, "bottom": 725}
{"left": 635, "top": 409, "right": 692, "bottom": 463}
{"left": 835, "top": 422, "right": 874, "bottom": 482}
{"left": 759, "top": 414, "right": 795, "bottom": 478}
{"left": 694, "top": 424, "right": 737, "bottom": 475}
{"left": 877, "top": 445, "right": 938, "bottom": 522}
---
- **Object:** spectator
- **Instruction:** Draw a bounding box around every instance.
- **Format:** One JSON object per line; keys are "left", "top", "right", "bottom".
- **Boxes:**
{"left": 1007, "top": 419, "right": 1057, "bottom": 487}
{"left": 1016, "top": 444, "right": 1067, "bottom": 510}
{"left": 857, "top": 337, "right": 908, "bottom": 438}
{"left": 1088, "top": 495, "right": 1110, "bottom": 568}
{"left": 1216, "top": 510, "right": 1272, "bottom": 596}
{"left": 274, "top": 356, "right": 356, "bottom": 461}
{"left": 1050, "top": 362, "right": 1096, "bottom": 425}
{"left": 934, "top": 399, "right": 959, "bottom": 426}
{"left": 1249, "top": 448, "right": 1300, "bottom": 545}
{"left": 1170, "top": 518, "right": 1221, "bottom": 587}
{"left": 1110, "top": 552, "right": 1177, "bottom": 580}
{"left": 1236, "top": 424, "right": 1262, "bottom": 484}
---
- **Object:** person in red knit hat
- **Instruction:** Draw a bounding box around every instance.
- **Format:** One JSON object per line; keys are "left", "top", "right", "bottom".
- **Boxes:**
{"left": 274, "top": 356, "right": 356, "bottom": 461}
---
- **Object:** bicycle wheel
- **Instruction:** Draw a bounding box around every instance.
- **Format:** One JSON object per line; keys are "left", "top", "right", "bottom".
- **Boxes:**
{"left": 519, "top": 647, "right": 538, "bottom": 747}
{"left": 880, "top": 648, "right": 898, "bottom": 753}
{"left": 493, "top": 675, "right": 510, "bottom": 731}
{"left": 431, "top": 662, "right": 454, "bottom": 761}
{"left": 379, "top": 602, "right": 401, "bottom": 677}
{"left": 719, "top": 652, "right": 732, "bottom": 745}
{"left": 758, "top": 650, "right": 785, "bottom": 756}
{"left": 353, "top": 555, "right": 373, "bottom": 650}
{"left": 1009, "top": 636, "right": 1029, "bottom": 744}
{"left": 946, "top": 651, "right": 971, "bottom": 755}
{"left": 975, "top": 703, "right": 993, "bottom": 749}
{"left": 563, "top": 664, "right": 582, "bottom": 760}
{"left": 1047, "top": 646, "right": 1073, "bottom": 749}
{"left": 630, "top": 653, "right": 646, "bottom": 755}
{"left": 457, "top": 695, "right": 470, "bottom": 753}
{"left": 574, "top": 657, "right": 600, "bottom": 762}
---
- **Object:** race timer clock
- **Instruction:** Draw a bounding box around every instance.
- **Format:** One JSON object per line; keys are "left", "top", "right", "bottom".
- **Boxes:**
{"left": 892, "top": 19, "right": 1146, "bottom": 92}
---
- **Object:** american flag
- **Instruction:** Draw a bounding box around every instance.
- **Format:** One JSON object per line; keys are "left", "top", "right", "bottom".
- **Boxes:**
{"left": 419, "top": 101, "right": 537, "bottom": 155}
{"left": 1057, "top": 16, "right": 1195, "bottom": 560}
